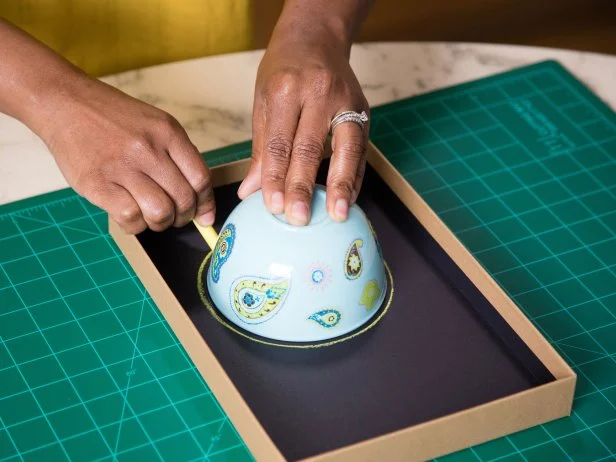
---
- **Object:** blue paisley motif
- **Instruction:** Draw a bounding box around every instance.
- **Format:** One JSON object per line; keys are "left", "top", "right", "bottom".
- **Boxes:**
{"left": 231, "top": 276, "right": 290, "bottom": 324}
{"left": 308, "top": 309, "right": 342, "bottom": 328}
{"left": 211, "top": 223, "right": 235, "bottom": 283}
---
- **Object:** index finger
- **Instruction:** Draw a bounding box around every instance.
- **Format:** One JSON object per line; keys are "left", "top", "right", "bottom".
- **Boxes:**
{"left": 168, "top": 133, "right": 215, "bottom": 226}
{"left": 260, "top": 96, "right": 301, "bottom": 215}
{"left": 283, "top": 103, "right": 329, "bottom": 225}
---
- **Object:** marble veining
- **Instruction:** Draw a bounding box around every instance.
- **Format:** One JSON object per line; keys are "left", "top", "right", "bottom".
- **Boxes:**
{"left": 1, "top": 42, "right": 615, "bottom": 206}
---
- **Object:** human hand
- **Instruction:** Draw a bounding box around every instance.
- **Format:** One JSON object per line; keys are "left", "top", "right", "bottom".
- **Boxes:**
{"left": 36, "top": 78, "right": 215, "bottom": 234}
{"left": 0, "top": 18, "right": 214, "bottom": 234}
{"left": 237, "top": 13, "right": 370, "bottom": 226}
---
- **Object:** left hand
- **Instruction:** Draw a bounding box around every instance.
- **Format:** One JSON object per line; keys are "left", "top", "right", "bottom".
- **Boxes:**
{"left": 237, "top": 25, "right": 369, "bottom": 226}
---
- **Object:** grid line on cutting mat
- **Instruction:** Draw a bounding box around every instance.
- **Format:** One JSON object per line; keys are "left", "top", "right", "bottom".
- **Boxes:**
{"left": 2, "top": 60, "right": 616, "bottom": 461}
{"left": 370, "top": 61, "right": 616, "bottom": 462}
{"left": 0, "top": 156, "right": 250, "bottom": 462}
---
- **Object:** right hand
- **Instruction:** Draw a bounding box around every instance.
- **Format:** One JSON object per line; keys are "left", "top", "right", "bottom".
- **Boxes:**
{"left": 36, "top": 77, "right": 215, "bottom": 234}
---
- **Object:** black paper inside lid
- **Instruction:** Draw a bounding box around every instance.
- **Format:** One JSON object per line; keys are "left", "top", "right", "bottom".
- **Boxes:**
{"left": 138, "top": 160, "right": 554, "bottom": 461}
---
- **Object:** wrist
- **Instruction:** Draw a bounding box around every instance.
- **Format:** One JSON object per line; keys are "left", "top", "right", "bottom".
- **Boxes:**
{"left": 272, "top": 0, "right": 368, "bottom": 56}
{"left": 22, "top": 67, "right": 92, "bottom": 143}
{"left": 271, "top": 18, "right": 352, "bottom": 61}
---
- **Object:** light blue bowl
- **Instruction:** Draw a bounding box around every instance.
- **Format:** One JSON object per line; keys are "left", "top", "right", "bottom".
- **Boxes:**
{"left": 206, "top": 185, "right": 387, "bottom": 343}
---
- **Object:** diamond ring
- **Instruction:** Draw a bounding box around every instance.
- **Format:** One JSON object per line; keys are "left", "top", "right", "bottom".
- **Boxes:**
{"left": 330, "top": 110, "right": 369, "bottom": 133}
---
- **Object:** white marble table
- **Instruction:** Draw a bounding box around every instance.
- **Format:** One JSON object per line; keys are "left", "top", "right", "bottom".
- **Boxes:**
{"left": 1, "top": 42, "right": 615, "bottom": 206}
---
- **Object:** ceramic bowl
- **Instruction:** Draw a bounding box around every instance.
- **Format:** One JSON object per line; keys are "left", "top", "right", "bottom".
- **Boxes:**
{"left": 205, "top": 185, "right": 388, "bottom": 344}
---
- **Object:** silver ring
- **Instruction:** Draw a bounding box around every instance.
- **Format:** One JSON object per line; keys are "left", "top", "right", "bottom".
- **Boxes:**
{"left": 330, "top": 110, "right": 369, "bottom": 133}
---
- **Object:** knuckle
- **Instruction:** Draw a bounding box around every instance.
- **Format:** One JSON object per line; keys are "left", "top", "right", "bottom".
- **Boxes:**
{"left": 155, "top": 111, "right": 180, "bottom": 131}
{"left": 192, "top": 171, "right": 212, "bottom": 196}
{"left": 262, "top": 169, "right": 287, "bottom": 186}
{"left": 118, "top": 204, "right": 142, "bottom": 224}
{"left": 287, "top": 180, "right": 313, "bottom": 199}
{"left": 266, "top": 134, "right": 293, "bottom": 162}
{"left": 269, "top": 69, "right": 300, "bottom": 97}
{"left": 293, "top": 138, "right": 323, "bottom": 164}
{"left": 127, "top": 136, "right": 151, "bottom": 154}
{"left": 338, "top": 138, "right": 365, "bottom": 159}
{"left": 311, "top": 68, "right": 335, "bottom": 96}
{"left": 159, "top": 110, "right": 178, "bottom": 125}
{"left": 149, "top": 204, "right": 174, "bottom": 225}
{"left": 330, "top": 179, "right": 355, "bottom": 196}
{"left": 175, "top": 190, "right": 196, "bottom": 215}
{"left": 122, "top": 136, "right": 155, "bottom": 165}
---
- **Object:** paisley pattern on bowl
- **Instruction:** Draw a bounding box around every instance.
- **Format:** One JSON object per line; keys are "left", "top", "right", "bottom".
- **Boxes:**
{"left": 211, "top": 223, "right": 235, "bottom": 283}
{"left": 360, "top": 279, "right": 381, "bottom": 311}
{"left": 230, "top": 276, "right": 290, "bottom": 324}
{"left": 344, "top": 239, "right": 363, "bottom": 280}
{"left": 205, "top": 186, "right": 389, "bottom": 344}
{"left": 308, "top": 309, "right": 342, "bottom": 328}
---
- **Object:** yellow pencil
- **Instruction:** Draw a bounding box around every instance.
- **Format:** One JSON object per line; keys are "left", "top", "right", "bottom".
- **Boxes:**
{"left": 193, "top": 220, "right": 219, "bottom": 250}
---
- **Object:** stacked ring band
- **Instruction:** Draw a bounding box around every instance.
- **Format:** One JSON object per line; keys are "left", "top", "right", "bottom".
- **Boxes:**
{"left": 330, "top": 110, "right": 369, "bottom": 133}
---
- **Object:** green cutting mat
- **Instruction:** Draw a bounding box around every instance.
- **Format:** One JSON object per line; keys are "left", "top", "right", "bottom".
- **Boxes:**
{"left": 1, "top": 60, "right": 615, "bottom": 461}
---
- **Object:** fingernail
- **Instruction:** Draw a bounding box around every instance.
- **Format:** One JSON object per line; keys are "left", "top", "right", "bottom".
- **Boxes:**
{"left": 197, "top": 211, "right": 215, "bottom": 226}
{"left": 291, "top": 201, "right": 309, "bottom": 224}
{"left": 271, "top": 192, "right": 284, "bottom": 214}
{"left": 334, "top": 199, "right": 348, "bottom": 220}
